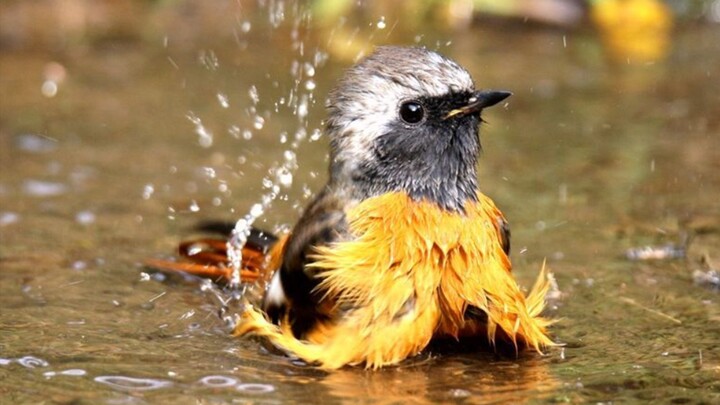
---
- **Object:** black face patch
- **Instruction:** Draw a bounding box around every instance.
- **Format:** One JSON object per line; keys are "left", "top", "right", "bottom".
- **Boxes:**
{"left": 420, "top": 91, "right": 476, "bottom": 122}
{"left": 352, "top": 91, "right": 484, "bottom": 212}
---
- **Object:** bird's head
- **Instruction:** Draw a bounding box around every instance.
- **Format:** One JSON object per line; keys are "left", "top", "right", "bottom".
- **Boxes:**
{"left": 325, "top": 46, "right": 510, "bottom": 212}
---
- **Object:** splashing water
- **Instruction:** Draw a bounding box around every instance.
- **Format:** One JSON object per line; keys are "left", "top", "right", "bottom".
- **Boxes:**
{"left": 186, "top": 112, "right": 213, "bottom": 148}
{"left": 224, "top": 6, "right": 326, "bottom": 290}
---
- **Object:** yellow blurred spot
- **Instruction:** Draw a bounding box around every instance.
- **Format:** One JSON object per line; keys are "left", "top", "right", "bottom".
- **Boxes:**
{"left": 591, "top": 0, "right": 674, "bottom": 63}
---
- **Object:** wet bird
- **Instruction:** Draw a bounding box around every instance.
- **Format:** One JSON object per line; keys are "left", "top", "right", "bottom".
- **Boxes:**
{"left": 148, "top": 46, "right": 554, "bottom": 369}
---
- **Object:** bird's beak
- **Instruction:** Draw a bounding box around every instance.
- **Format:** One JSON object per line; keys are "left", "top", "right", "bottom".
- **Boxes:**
{"left": 444, "top": 90, "right": 512, "bottom": 120}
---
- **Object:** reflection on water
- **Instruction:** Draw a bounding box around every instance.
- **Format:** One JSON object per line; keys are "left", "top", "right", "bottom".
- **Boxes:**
{"left": 1, "top": 0, "right": 719, "bottom": 403}
{"left": 44, "top": 369, "right": 87, "bottom": 378}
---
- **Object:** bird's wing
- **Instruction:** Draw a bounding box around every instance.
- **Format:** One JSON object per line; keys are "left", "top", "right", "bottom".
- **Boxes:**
{"left": 263, "top": 187, "right": 350, "bottom": 336}
{"left": 498, "top": 216, "right": 511, "bottom": 255}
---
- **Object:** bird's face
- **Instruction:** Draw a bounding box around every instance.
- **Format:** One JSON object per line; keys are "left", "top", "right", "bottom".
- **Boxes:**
{"left": 325, "top": 46, "right": 510, "bottom": 212}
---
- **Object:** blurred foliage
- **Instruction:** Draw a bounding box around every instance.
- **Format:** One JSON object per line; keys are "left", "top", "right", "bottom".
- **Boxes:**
{"left": 591, "top": 0, "right": 674, "bottom": 63}
{"left": 0, "top": 0, "right": 716, "bottom": 63}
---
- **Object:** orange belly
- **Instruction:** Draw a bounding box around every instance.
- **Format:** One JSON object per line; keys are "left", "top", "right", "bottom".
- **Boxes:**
{"left": 235, "top": 192, "right": 554, "bottom": 369}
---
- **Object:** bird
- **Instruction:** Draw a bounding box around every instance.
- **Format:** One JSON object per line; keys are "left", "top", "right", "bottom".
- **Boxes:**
{"left": 147, "top": 46, "right": 554, "bottom": 369}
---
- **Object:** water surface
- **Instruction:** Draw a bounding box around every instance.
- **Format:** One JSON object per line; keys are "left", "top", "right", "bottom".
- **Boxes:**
{"left": 1, "top": 3, "right": 719, "bottom": 403}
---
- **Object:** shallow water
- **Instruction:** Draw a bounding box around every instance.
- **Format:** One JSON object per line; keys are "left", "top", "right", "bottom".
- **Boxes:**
{"left": 1, "top": 3, "right": 719, "bottom": 403}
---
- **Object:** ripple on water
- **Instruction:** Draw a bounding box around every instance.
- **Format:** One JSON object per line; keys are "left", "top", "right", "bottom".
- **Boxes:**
{"left": 17, "top": 356, "right": 49, "bottom": 368}
{"left": 94, "top": 376, "right": 173, "bottom": 391}
{"left": 43, "top": 369, "right": 87, "bottom": 378}
{"left": 199, "top": 375, "right": 239, "bottom": 388}
{"left": 236, "top": 383, "right": 275, "bottom": 394}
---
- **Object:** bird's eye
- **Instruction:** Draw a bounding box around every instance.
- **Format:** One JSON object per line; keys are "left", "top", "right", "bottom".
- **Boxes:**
{"left": 399, "top": 101, "right": 425, "bottom": 124}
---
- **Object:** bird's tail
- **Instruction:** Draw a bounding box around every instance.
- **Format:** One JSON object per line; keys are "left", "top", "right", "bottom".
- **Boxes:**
{"left": 144, "top": 226, "right": 282, "bottom": 284}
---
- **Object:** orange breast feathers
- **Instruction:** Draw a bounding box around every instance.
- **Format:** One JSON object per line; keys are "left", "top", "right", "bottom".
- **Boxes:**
{"left": 236, "top": 191, "right": 554, "bottom": 369}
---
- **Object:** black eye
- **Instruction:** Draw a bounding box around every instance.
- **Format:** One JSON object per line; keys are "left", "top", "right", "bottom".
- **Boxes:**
{"left": 399, "top": 101, "right": 425, "bottom": 124}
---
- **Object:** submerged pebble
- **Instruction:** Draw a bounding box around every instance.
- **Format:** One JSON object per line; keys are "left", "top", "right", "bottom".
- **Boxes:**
{"left": 692, "top": 269, "right": 719, "bottom": 289}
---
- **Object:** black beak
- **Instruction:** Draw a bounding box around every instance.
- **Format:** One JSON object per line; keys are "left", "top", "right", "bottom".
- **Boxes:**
{"left": 444, "top": 90, "right": 512, "bottom": 120}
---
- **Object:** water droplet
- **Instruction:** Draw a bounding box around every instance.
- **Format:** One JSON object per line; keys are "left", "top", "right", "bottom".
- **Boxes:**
{"left": 296, "top": 97, "right": 308, "bottom": 119}
{"left": 229, "top": 125, "right": 241, "bottom": 139}
{"left": 41, "top": 80, "right": 58, "bottom": 97}
{"left": 198, "top": 50, "right": 219, "bottom": 70}
{"left": 243, "top": 130, "right": 253, "bottom": 140}
{"left": 199, "top": 375, "right": 239, "bottom": 388}
{"left": 189, "top": 200, "right": 200, "bottom": 212}
{"left": 284, "top": 150, "right": 296, "bottom": 163}
{"left": 302, "top": 185, "right": 313, "bottom": 199}
{"left": 376, "top": 17, "right": 387, "bottom": 29}
{"left": 314, "top": 51, "right": 328, "bottom": 67}
{"left": 217, "top": 93, "right": 230, "bottom": 108}
{"left": 203, "top": 167, "right": 217, "bottom": 179}
{"left": 268, "top": 0, "right": 285, "bottom": 27}
{"left": 142, "top": 184, "right": 155, "bottom": 200}
{"left": 94, "top": 376, "right": 173, "bottom": 391}
{"left": 240, "top": 21, "right": 252, "bottom": 33}
{"left": 310, "top": 129, "right": 322, "bottom": 141}
{"left": 276, "top": 168, "right": 293, "bottom": 187}
{"left": 248, "top": 85, "right": 259, "bottom": 104}
{"left": 187, "top": 112, "right": 213, "bottom": 148}
{"left": 304, "top": 62, "right": 315, "bottom": 77}
{"left": 304, "top": 80, "right": 316, "bottom": 91}
{"left": 253, "top": 116, "right": 265, "bottom": 130}
{"left": 249, "top": 203, "right": 264, "bottom": 218}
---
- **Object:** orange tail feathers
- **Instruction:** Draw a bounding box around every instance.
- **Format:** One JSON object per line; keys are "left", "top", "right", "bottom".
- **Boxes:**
{"left": 144, "top": 231, "right": 287, "bottom": 284}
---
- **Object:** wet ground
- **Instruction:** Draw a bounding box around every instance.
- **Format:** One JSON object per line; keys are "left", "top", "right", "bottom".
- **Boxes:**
{"left": 1, "top": 2, "right": 719, "bottom": 403}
